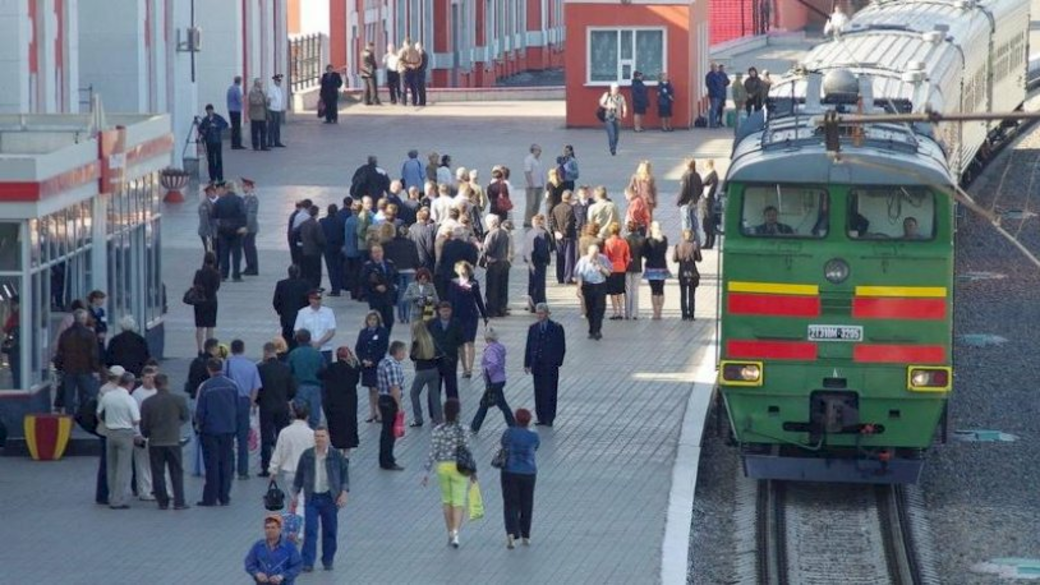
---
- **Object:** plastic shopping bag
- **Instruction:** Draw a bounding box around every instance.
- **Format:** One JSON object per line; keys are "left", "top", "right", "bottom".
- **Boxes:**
{"left": 468, "top": 481, "right": 485, "bottom": 521}
{"left": 393, "top": 410, "right": 405, "bottom": 439}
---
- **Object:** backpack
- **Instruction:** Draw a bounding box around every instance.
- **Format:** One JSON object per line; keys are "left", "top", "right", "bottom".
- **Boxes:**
{"left": 694, "top": 116, "right": 708, "bottom": 128}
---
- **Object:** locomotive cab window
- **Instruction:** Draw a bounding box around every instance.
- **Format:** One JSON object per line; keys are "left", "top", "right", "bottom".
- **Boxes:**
{"left": 741, "top": 185, "right": 829, "bottom": 238}
{"left": 847, "top": 187, "right": 935, "bottom": 241}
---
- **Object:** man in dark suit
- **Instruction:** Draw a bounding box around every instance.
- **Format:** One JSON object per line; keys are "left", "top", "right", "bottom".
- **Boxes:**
{"left": 435, "top": 228, "right": 478, "bottom": 300}
{"left": 273, "top": 265, "right": 311, "bottom": 350}
{"left": 256, "top": 342, "right": 297, "bottom": 477}
{"left": 211, "top": 182, "right": 248, "bottom": 281}
{"left": 524, "top": 303, "right": 566, "bottom": 427}
{"left": 427, "top": 302, "right": 463, "bottom": 400}
{"left": 523, "top": 214, "right": 553, "bottom": 311}
{"left": 408, "top": 208, "right": 437, "bottom": 272}
{"left": 298, "top": 205, "right": 327, "bottom": 289}
{"left": 360, "top": 244, "right": 399, "bottom": 334}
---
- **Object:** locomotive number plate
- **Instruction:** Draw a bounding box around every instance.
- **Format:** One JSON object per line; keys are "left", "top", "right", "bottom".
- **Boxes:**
{"left": 807, "top": 325, "right": 863, "bottom": 342}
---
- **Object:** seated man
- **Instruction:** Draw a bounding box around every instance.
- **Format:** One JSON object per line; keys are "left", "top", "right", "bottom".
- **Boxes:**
{"left": 902, "top": 216, "right": 924, "bottom": 239}
{"left": 754, "top": 205, "right": 795, "bottom": 236}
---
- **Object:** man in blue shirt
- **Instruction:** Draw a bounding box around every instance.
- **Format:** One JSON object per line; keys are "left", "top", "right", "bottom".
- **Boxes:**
{"left": 194, "top": 358, "right": 240, "bottom": 506}
{"left": 197, "top": 104, "right": 229, "bottom": 181}
{"left": 224, "top": 339, "right": 262, "bottom": 479}
{"left": 245, "top": 515, "right": 303, "bottom": 584}
{"left": 705, "top": 64, "right": 731, "bottom": 128}
{"left": 226, "top": 76, "right": 244, "bottom": 150}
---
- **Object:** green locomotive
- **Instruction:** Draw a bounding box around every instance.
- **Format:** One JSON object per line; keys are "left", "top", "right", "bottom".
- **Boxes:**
{"left": 717, "top": 0, "right": 1029, "bottom": 483}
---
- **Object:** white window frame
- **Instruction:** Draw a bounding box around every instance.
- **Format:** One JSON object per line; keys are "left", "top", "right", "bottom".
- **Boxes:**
{"left": 585, "top": 26, "right": 667, "bottom": 87}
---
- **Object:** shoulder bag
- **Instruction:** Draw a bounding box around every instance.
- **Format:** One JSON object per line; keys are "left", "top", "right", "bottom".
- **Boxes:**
{"left": 263, "top": 479, "right": 286, "bottom": 511}
{"left": 182, "top": 285, "right": 206, "bottom": 306}
{"left": 454, "top": 425, "right": 477, "bottom": 476}
{"left": 491, "top": 430, "right": 509, "bottom": 469}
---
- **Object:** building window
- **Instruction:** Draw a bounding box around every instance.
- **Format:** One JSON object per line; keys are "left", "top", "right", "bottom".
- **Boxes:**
{"left": 587, "top": 27, "right": 665, "bottom": 85}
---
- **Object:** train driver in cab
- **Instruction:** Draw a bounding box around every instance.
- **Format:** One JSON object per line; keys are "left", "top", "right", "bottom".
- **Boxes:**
{"left": 754, "top": 205, "right": 795, "bottom": 236}
{"left": 902, "top": 216, "right": 925, "bottom": 240}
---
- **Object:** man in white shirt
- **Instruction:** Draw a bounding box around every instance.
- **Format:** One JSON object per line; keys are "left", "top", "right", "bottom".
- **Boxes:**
{"left": 294, "top": 290, "right": 337, "bottom": 363}
{"left": 430, "top": 183, "right": 456, "bottom": 226}
{"left": 268, "top": 404, "right": 316, "bottom": 510}
{"left": 267, "top": 74, "right": 287, "bottom": 148}
{"left": 383, "top": 43, "right": 402, "bottom": 105}
{"left": 131, "top": 366, "right": 160, "bottom": 501}
{"left": 98, "top": 371, "right": 141, "bottom": 509}
{"left": 523, "top": 144, "right": 545, "bottom": 228}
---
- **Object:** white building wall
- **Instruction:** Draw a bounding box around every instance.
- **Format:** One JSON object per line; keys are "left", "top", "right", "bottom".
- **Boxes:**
{"left": 0, "top": 1, "right": 30, "bottom": 112}
{"left": 78, "top": 0, "right": 146, "bottom": 113}
{"left": 299, "top": 0, "right": 329, "bottom": 36}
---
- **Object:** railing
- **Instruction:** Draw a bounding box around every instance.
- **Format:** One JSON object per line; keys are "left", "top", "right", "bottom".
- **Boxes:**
{"left": 289, "top": 34, "right": 325, "bottom": 92}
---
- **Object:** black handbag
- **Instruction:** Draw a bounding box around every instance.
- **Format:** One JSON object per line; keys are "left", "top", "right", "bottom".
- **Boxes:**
{"left": 263, "top": 479, "right": 286, "bottom": 511}
{"left": 454, "top": 426, "right": 477, "bottom": 476}
{"left": 182, "top": 285, "right": 206, "bottom": 306}
{"left": 491, "top": 446, "right": 508, "bottom": 469}
{"left": 595, "top": 106, "right": 607, "bottom": 122}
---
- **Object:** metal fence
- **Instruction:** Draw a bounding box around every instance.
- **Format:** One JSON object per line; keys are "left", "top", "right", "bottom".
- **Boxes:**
{"left": 289, "top": 34, "right": 325, "bottom": 92}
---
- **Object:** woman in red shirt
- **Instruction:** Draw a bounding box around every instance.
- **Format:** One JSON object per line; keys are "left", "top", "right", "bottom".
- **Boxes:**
{"left": 602, "top": 223, "right": 631, "bottom": 320}
{"left": 624, "top": 187, "right": 651, "bottom": 235}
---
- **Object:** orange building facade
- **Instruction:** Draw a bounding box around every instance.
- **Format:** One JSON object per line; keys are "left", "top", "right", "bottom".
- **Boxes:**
{"left": 327, "top": 0, "right": 565, "bottom": 88}
{"left": 564, "top": 0, "right": 710, "bottom": 128}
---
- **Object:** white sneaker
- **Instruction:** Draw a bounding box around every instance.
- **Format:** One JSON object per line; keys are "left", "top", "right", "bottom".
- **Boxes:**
{"left": 522, "top": 537, "right": 531, "bottom": 546}
{"left": 450, "top": 531, "right": 460, "bottom": 548}
{"left": 506, "top": 535, "right": 515, "bottom": 549}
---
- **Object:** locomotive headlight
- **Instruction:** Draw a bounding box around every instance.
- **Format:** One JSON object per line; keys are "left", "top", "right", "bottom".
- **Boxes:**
{"left": 907, "top": 366, "right": 952, "bottom": 392}
{"left": 824, "top": 258, "right": 850, "bottom": 284}
{"left": 720, "top": 361, "right": 763, "bottom": 387}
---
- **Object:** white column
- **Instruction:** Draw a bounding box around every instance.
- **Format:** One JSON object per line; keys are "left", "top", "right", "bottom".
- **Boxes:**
{"left": 195, "top": 0, "right": 242, "bottom": 117}
{"left": 299, "top": 0, "right": 329, "bottom": 35}
{"left": 0, "top": 0, "right": 31, "bottom": 113}
{"left": 65, "top": 0, "right": 80, "bottom": 113}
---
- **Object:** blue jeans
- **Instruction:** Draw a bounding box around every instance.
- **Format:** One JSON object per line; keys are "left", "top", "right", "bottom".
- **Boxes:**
{"left": 64, "top": 373, "right": 98, "bottom": 413}
{"left": 709, "top": 97, "right": 723, "bottom": 128}
{"left": 235, "top": 396, "right": 251, "bottom": 477}
{"left": 303, "top": 492, "right": 339, "bottom": 569}
{"left": 396, "top": 271, "right": 415, "bottom": 323}
{"left": 296, "top": 385, "right": 323, "bottom": 428}
{"left": 604, "top": 119, "right": 620, "bottom": 154}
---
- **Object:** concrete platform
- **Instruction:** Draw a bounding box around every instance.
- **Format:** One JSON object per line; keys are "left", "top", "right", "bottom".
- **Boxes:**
{"left": 0, "top": 102, "right": 727, "bottom": 584}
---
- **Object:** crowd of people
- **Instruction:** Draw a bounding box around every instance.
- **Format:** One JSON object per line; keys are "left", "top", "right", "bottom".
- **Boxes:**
{"left": 55, "top": 131, "right": 723, "bottom": 578}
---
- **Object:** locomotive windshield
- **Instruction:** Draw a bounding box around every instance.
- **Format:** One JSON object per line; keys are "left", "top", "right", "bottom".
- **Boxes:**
{"left": 847, "top": 187, "right": 935, "bottom": 241}
{"left": 741, "top": 185, "right": 829, "bottom": 238}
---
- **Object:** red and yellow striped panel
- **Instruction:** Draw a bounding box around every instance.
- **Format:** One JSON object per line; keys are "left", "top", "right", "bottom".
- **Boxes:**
{"left": 727, "top": 281, "right": 820, "bottom": 317}
{"left": 24, "top": 414, "right": 73, "bottom": 461}
{"left": 727, "top": 340, "right": 818, "bottom": 361}
{"left": 853, "top": 344, "right": 946, "bottom": 364}
{"left": 853, "top": 286, "right": 947, "bottom": 320}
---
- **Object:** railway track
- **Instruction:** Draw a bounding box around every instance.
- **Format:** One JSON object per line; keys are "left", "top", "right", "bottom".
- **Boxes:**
{"left": 757, "top": 482, "right": 928, "bottom": 585}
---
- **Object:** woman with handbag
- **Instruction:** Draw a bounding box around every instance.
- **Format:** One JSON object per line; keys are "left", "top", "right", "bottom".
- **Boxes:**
{"left": 192, "top": 252, "right": 221, "bottom": 354}
{"left": 402, "top": 267, "right": 439, "bottom": 323}
{"left": 497, "top": 408, "right": 540, "bottom": 549}
{"left": 421, "top": 398, "right": 475, "bottom": 548}
{"left": 673, "top": 230, "right": 703, "bottom": 321}
{"left": 469, "top": 327, "right": 515, "bottom": 434}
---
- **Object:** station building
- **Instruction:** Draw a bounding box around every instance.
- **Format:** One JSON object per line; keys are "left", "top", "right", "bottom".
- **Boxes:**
{"left": 326, "top": 0, "right": 566, "bottom": 88}
{"left": 0, "top": 112, "right": 171, "bottom": 428}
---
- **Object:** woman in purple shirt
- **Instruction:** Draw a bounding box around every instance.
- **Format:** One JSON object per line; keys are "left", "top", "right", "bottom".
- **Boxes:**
{"left": 469, "top": 327, "right": 516, "bottom": 433}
